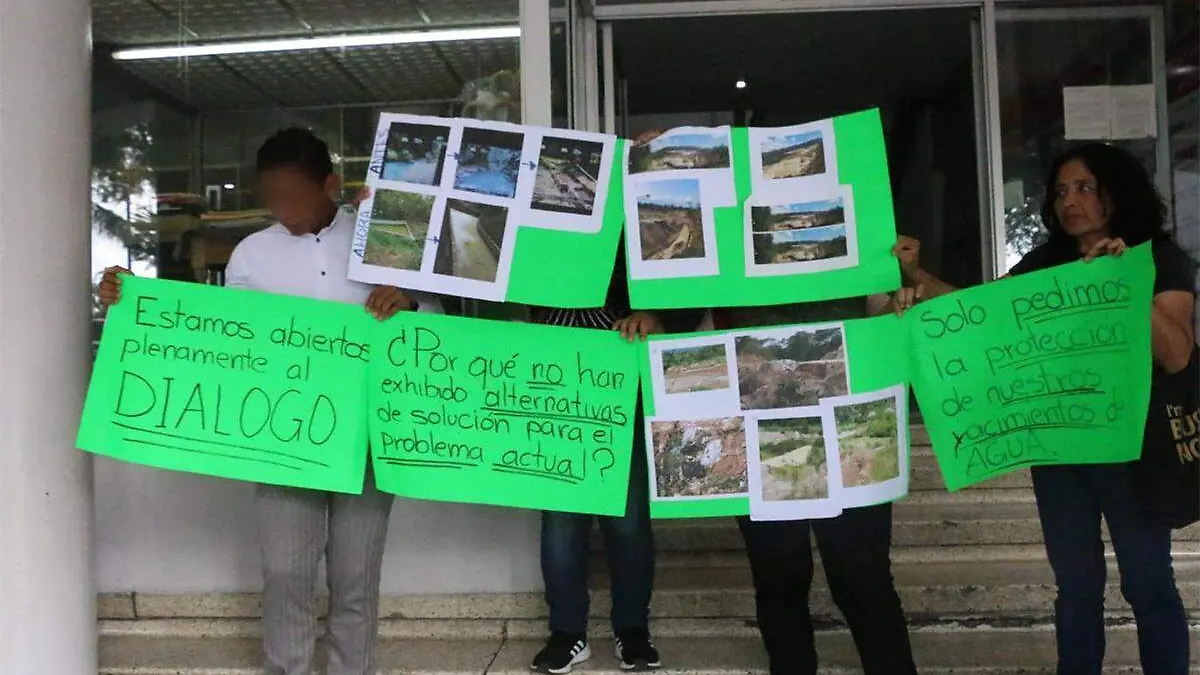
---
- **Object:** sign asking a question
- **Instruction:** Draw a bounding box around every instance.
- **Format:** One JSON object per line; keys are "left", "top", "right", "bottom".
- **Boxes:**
{"left": 368, "top": 313, "right": 640, "bottom": 515}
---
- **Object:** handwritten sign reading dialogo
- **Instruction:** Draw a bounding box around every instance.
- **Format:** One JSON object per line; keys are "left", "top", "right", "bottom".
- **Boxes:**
{"left": 77, "top": 276, "right": 373, "bottom": 493}
{"left": 368, "top": 313, "right": 640, "bottom": 515}
{"left": 911, "top": 244, "right": 1155, "bottom": 490}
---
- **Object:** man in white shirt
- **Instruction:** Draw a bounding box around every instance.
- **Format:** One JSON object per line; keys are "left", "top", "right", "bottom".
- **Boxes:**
{"left": 99, "top": 128, "right": 439, "bottom": 675}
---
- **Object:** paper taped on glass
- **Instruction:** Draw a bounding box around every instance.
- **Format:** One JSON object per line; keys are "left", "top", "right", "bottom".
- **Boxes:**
{"left": 1063, "top": 85, "right": 1157, "bottom": 141}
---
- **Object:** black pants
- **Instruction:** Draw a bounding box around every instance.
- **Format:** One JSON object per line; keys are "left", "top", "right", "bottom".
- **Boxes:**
{"left": 737, "top": 503, "right": 916, "bottom": 675}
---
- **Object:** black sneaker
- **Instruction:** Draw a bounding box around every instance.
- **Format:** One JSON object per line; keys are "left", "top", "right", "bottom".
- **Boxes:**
{"left": 615, "top": 628, "right": 661, "bottom": 671}
{"left": 531, "top": 632, "right": 591, "bottom": 674}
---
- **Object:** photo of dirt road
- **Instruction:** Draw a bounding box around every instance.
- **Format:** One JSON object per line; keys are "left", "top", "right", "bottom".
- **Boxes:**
{"left": 760, "top": 130, "right": 826, "bottom": 180}
{"left": 735, "top": 328, "right": 848, "bottom": 409}
{"left": 662, "top": 344, "right": 730, "bottom": 394}
{"left": 630, "top": 129, "right": 730, "bottom": 174}
{"left": 362, "top": 190, "right": 435, "bottom": 270}
{"left": 433, "top": 199, "right": 507, "bottom": 282}
{"left": 834, "top": 397, "right": 900, "bottom": 487}
{"left": 652, "top": 417, "right": 747, "bottom": 498}
{"left": 532, "top": 137, "right": 603, "bottom": 215}
{"left": 757, "top": 417, "right": 829, "bottom": 502}
{"left": 637, "top": 179, "right": 705, "bottom": 261}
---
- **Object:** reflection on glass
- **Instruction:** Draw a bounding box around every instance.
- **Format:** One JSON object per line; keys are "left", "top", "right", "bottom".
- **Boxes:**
{"left": 997, "top": 17, "right": 1155, "bottom": 271}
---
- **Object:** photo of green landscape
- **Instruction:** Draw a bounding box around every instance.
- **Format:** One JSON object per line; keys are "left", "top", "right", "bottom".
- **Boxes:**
{"left": 662, "top": 344, "right": 729, "bottom": 394}
{"left": 757, "top": 417, "right": 829, "bottom": 502}
{"left": 362, "top": 189, "right": 435, "bottom": 270}
{"left": 834, "top": 397, "right": 901, "bottom": 487}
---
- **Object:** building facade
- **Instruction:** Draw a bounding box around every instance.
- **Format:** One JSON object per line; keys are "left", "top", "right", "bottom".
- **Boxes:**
{"left": 1, "top": 0, "right": 1196, "bottom": 672}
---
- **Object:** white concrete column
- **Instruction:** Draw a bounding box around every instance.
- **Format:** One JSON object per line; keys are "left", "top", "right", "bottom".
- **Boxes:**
{"left": 0, "top": 0, "right": 97, "bottom": 673}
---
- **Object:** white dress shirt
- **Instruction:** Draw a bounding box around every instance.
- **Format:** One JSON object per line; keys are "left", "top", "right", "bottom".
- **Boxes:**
{"left": 225, "top": 205, "right": 443, "bottom": 313}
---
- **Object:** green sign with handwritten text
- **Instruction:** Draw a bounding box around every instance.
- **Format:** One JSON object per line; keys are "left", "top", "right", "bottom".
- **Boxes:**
{"left": 369, "top": 313, "right": 640, "bottom": 515}
{"left": 910, "top": 245, "right": 1155, "bottom": 490}
{"left": 77, "top": 276, "right": 373, "bottom": 493}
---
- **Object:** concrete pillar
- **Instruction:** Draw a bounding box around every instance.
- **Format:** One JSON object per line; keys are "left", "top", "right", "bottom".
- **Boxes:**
{"left": 0, "top": 0, "right": 97, "bottom": 673}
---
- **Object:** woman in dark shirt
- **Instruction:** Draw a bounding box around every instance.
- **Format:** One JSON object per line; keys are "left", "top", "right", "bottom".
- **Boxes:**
{"left": 897, "top": 143, "right": 1194, "bottom": 675}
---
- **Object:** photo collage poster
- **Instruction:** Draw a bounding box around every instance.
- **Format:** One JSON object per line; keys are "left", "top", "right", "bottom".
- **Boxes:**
{"left": 623, "top": 109, "right": 901, "bottom": 309}
{"left": 638, "top": 314, "right": 911, "bottom": 520}
{"left": 348, "top": 113, "right": 623, "bottom": 308}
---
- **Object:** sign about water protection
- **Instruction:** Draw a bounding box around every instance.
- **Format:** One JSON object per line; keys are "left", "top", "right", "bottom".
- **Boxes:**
{"left": 639, "top": 314, "right": 911, "bottom": 520}
{"left": 624, "top": 109, "right": 900, "bottom": 309}
{"left": 368, "top": 313, "right": 641, "bottom": 515}
{"left": 77, "top": 276, "right": 373, "bottom": 493}
{"left": 348, "top": 113, "right": 625, "bottom": 308}
{"left": 910, "top": 244, "right": 1155, "bottom": 490}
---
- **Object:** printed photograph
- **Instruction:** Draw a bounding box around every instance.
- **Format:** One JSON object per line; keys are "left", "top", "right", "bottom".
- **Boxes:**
{"left": 760, "top": 129, "right": 826, "bottom": 180}
{"left": 629, "top": 129, "right": 731, "bottom": 174}
{"left": 735, "top": 328, "right": 848, "bottom": 409}
{"left": 453, "top": 127, "right": 525, "bottom": 198}
{"left": 751, "top": 196, "right": 849, "bottom": 265}
{"left": 637, "top": 178, "right": 705, "bottom": 261}
{"left": 532, "top": 137, "right": 604, "bottom": 215}
{"left": 757, "top": 417, "right": 830, "bottom": 502}
{"left": 652, "top": 417, "right": 748, "bottom": 498}
{"left": 432, "top": 199, "right": 508, "bottom": 283}
{"left": 362, "top": 190, "right": 436, "bottom": 271}
{"left": 662, "top": 344, "right": 730, "bottom": 394}
{"left": 834, "top": 397, "right": 901, "bottom": 488}
{"left": 382, "top": 122, "right": 450, "bottom": 185}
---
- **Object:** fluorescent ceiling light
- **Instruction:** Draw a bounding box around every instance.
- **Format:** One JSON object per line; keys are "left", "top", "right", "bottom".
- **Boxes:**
{"left": 112, "top": 26, "right": 521, "bottom": 61}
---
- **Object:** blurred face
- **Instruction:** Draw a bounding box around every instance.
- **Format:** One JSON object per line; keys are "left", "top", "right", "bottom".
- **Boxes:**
{"left": 258, "top": 167, "right": 338, "bottom": 235}
{"left": 1053, "top": 159, "right": 1110, "bottom": 240}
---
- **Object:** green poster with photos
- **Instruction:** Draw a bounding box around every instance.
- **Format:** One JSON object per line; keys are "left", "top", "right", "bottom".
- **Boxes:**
{"left": 623, "top": 109, "right": 900, "bottom": 309}
{"left": 638, "top": 314, "right": 911, "bottom": 520}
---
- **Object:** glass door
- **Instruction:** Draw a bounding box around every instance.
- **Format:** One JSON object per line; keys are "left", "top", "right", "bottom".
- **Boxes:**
{"left": 994, "top": 6, "right": 1168, "bottom": 272}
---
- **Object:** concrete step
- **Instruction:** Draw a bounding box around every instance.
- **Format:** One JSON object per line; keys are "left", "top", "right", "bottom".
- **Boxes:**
{"left": 106, "top": 555, "right": 1200, "bottom": 622}
{"left": 98, "top": 618, "right": 1200, "bottom": 674}
{"left": 643, "top": 503, "right": 1200, "bottom": 552}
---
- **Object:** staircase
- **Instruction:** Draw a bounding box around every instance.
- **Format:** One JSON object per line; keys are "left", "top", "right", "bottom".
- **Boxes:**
{"left": 98, "top": 424, "right": 1200, "bottom": 674}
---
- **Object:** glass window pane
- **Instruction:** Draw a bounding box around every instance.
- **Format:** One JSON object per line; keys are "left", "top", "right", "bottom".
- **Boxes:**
{"left": 997, "top": 16, "right": 1156, "bottom": 271}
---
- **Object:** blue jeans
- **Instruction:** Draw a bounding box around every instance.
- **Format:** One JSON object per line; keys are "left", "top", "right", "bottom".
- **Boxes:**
{"left": 1032, "top": 463, "right": 1189, "bottom": 675}
{"left": 540, "top": 428, "right": 654, "bottom": 636}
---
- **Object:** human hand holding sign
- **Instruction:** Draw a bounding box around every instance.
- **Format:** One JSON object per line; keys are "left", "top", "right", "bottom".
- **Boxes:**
{"left": 1082, "top": 236, "right": 1127, "bottom": 262}
{"left": 614, "top": 312, "right": 663, "bottom": 342}
{"left": 98, "top": 266, "right": 132, "bottom": 308}
{"left": 366, "top": 285, "right": 417, "bottom": 320}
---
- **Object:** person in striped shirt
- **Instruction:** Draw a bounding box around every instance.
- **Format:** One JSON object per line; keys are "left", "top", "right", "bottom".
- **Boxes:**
{"left": 529, "top": 246, "right": 702, "bottom": 674}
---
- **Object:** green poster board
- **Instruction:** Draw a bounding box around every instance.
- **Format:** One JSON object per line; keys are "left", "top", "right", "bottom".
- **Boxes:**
{"left": 910, "top": 245, "right": 1155, "bottom": 491}
{"left": 625, "top": 110, "right": 900, "bottom": 309}
{"left": 369, "top": 313, "right": 640, "bottom": 515}
{"left": 639, "top": 314, "right": 911, "bottom": 519}
{"left": 348, "top": 113, "right": 625, "bottom": 309}
{"left": 77, "top": 276, "right": 373, "bottom": 493}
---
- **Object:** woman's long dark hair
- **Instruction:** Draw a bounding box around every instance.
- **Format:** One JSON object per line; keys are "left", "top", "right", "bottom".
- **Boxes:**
{"left": 1039, "top": 143, "right": 1169, "bottom": 252}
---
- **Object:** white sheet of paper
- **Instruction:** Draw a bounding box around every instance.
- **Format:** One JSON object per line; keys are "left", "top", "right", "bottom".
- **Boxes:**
{"left": 1109, "top": 84, "right": 1157, "bottom": 140}
{"left": 1063, "top": 86, "right": 1112, "bottom": 140}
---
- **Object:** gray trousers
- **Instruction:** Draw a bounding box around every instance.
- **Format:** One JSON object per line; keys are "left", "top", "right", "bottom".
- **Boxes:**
{"left": 257, "top": 467, "right": 394, "bottom": 675}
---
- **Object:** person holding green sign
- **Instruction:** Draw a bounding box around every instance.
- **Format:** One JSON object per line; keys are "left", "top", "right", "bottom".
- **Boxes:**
{"left": 526, "top": 248, "right": 699, "bottom": 674}
{"left": 895, "top": 143, "right": 1195, "bottom": 675}
{"left": 100, "top": 128, "right": 440, "bottom": 675}
{"left": 707, "top": 296, "right": 917, "bottom": 675}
